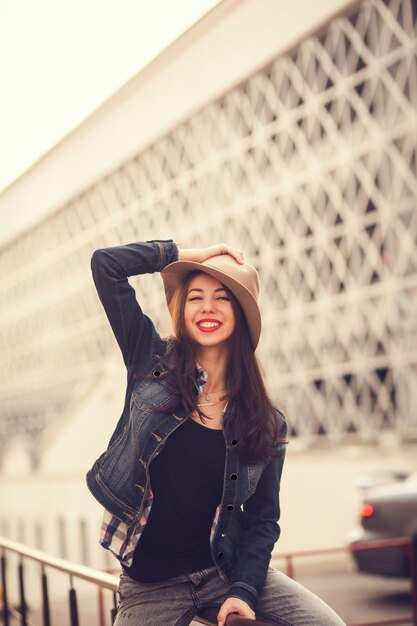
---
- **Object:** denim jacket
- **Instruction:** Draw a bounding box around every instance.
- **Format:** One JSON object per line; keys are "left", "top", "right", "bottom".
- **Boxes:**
{"left": 86, "top": 240, "right": 287, "bottom": 609}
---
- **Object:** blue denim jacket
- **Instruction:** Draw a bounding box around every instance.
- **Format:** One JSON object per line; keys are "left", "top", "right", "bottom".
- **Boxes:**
{"left": 86, "top": 240, "right": 287, "bottom": 609}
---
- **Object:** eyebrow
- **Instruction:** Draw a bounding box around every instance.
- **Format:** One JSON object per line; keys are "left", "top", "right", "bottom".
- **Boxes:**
{"left": 187, "top": 287, "right": 229, "bottom": 295}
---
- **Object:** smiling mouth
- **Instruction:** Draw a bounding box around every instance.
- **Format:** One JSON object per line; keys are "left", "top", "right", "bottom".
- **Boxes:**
{"left": 196, "top": 321, "right": 222, "bottom": 332}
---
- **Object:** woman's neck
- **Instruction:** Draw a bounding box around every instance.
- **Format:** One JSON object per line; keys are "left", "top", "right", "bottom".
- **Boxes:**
{"left": 196, "top": 346, "right": 228, "bottom": 391}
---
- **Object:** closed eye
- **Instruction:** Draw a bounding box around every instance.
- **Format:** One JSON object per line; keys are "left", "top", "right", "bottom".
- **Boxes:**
{"left": 188, "top": 295, "right": 230, "bottom": 302}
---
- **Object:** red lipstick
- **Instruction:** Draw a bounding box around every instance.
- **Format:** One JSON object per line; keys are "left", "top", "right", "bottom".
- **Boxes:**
{"left": 196, "top": 318, "right": 223, "bottom": 333}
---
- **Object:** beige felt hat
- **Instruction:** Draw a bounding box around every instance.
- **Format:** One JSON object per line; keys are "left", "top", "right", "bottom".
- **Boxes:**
{"left": 160, "top": 254, "right": 261, "bottom": 349}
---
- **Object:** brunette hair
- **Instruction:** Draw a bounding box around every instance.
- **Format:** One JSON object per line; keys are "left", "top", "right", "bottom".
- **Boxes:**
{"left": 166, "top": 270, "right": 285, "bottom": 463}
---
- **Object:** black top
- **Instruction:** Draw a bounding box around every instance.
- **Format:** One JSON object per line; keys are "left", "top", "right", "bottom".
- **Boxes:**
{"left": 123, "top": 417, "right": 226, "bottom": 582}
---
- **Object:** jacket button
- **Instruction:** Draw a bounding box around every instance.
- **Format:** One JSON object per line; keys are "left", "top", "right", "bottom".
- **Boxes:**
{"left": 231, "top": 439, "right": 238, "bottom": 446}
{"left": 153, "top": 370, "right": 161, "bottom": 377}
{"left": 221, "top": 532, "right": 227, "bottom": 537}
{"left": 217, "top": 551, "right": 223, "bottom": 558}
{"left": 230, "top": 473, "right": 238, "bottom": 480}
{"left": 227, "top": 504, "right": 234, "bottom": 512}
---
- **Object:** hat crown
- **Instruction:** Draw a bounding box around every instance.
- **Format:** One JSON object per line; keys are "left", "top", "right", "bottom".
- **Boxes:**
{"left": 198, "top": 255, "right": 259, "bottom": 301}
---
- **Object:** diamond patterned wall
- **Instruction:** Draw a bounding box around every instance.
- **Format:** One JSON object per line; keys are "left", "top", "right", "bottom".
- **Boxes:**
{"left": 0, "top": 0, "right": 416, "bottom": 455}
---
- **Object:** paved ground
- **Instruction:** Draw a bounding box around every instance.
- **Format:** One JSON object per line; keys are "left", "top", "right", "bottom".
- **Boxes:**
{"left": 294, "top": 557, "right": 413, "bottom": 625}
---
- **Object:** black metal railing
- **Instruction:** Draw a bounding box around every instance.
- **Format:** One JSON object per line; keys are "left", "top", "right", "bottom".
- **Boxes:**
{"left": 0, "top": 536, "right": 118, "bottom": 626}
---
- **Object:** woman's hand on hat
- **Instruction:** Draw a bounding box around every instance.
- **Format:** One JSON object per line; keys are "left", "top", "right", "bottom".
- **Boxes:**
{"left": 217, "top": 597, "right": 256, "bottom": 625}
{"left": 178, "top": 244, "right": 244, "bottom": 265}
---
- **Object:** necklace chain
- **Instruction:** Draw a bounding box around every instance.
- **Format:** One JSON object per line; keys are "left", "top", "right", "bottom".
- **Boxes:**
{"left": 204, "top": 387, "right": 226, "bottom": 401}
{"left": 198, "top": 386, "right": 227, "bottom": 407}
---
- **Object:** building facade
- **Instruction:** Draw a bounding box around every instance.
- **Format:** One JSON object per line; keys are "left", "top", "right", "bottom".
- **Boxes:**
{"left": 0, "top": 0, "right": 416, "bottom": 466}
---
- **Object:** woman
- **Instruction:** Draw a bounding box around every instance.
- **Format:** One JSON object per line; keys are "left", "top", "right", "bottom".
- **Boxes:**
{"left": 86, "top": 240, "right": 345, "bottom": 626}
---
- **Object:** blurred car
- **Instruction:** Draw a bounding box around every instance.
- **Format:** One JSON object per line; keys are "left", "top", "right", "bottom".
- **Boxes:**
{"left": 348, "top": 472, "right": 417, "bottom": 577}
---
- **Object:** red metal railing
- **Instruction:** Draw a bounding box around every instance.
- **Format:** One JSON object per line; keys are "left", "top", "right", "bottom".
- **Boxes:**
{"left": 271, "top": 536, "right": 417, "bottom": 626}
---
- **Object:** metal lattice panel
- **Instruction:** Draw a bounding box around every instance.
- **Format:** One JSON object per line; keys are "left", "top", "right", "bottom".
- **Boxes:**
{"left": 0, "top": 0, "right": 416, "bottom": 453}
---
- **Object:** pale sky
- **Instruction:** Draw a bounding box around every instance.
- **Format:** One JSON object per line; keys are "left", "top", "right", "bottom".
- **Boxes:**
{"left": 0, "top": 0, "right": 221, "bottom": 192}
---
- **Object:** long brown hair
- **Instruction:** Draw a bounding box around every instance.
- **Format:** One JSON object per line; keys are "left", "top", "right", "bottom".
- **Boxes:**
{"left": 167, "top": 270, "right": 286, "bottom": 463}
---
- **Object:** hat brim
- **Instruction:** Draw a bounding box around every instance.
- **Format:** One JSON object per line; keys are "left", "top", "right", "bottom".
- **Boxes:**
{"left": 160, "top": 260, "right": 261, "bottom": 350}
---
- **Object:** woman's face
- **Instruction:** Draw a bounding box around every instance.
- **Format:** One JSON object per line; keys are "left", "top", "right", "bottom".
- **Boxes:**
{"left": 183, "top": 273, "right": 236, "bottom": 348}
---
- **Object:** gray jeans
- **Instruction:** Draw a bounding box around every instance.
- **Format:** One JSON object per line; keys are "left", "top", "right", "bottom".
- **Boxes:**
{"left": 114, "top": 566, "right": 346, "bottom": 626}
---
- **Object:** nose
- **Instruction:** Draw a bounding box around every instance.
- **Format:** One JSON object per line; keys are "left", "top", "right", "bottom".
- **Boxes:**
{"left": 201, "top": 298, "right": 216, "bottom": 313}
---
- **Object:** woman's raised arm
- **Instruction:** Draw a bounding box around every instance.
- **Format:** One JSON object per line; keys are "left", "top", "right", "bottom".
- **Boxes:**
{"left": 91, "top": 240, "right": 178, "bottom": 367}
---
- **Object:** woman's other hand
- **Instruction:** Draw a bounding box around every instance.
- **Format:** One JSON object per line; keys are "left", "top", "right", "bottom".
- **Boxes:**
{"left": 217, "top": 596, "right": 256, "bottom": 625}
{"left": 178, "top": 244, "right": 244, "bottom": 265}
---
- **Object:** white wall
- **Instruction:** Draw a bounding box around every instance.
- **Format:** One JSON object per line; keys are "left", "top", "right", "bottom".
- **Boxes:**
{"left": 0, "top": 362, "right": 126, "bottom": 570}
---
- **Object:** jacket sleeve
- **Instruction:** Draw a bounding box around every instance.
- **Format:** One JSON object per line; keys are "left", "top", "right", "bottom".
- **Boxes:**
{"left": 90, "top": 240, "right": 178, "bottom": 368}
{"left": 229, "top": 413, "right": 287, "bottom": 609}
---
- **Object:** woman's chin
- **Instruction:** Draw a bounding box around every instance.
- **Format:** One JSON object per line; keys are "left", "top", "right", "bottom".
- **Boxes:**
{"left": 192, "top": 334, "right": 232, "bottom": 350}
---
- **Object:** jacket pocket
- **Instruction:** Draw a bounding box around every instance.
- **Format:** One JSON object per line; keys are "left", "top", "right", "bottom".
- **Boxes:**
{"left": 99, "top": 422, "right": 132, "bottom": 483}
{"left": 131, "top": 375, "right": 178, "bottom": 413}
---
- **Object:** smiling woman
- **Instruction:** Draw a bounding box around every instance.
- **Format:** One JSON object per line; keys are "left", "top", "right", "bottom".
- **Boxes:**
{"left": 86, "top": 240, "right": 345, "bottom": 626}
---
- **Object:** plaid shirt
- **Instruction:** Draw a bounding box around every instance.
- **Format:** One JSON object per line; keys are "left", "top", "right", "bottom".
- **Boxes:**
{"left": 99, "top": 367, "right": 209, "bottom": 566}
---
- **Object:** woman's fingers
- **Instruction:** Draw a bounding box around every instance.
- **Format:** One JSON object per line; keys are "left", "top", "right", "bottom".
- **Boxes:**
{"left": 217, "top": 597, "right": 256, "bottom": 626}
{"left": 178, "top": 245, "right": 245, "bottom": 264}
{"left": 217, "top": 244, "right": 244, "bottom": 264}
